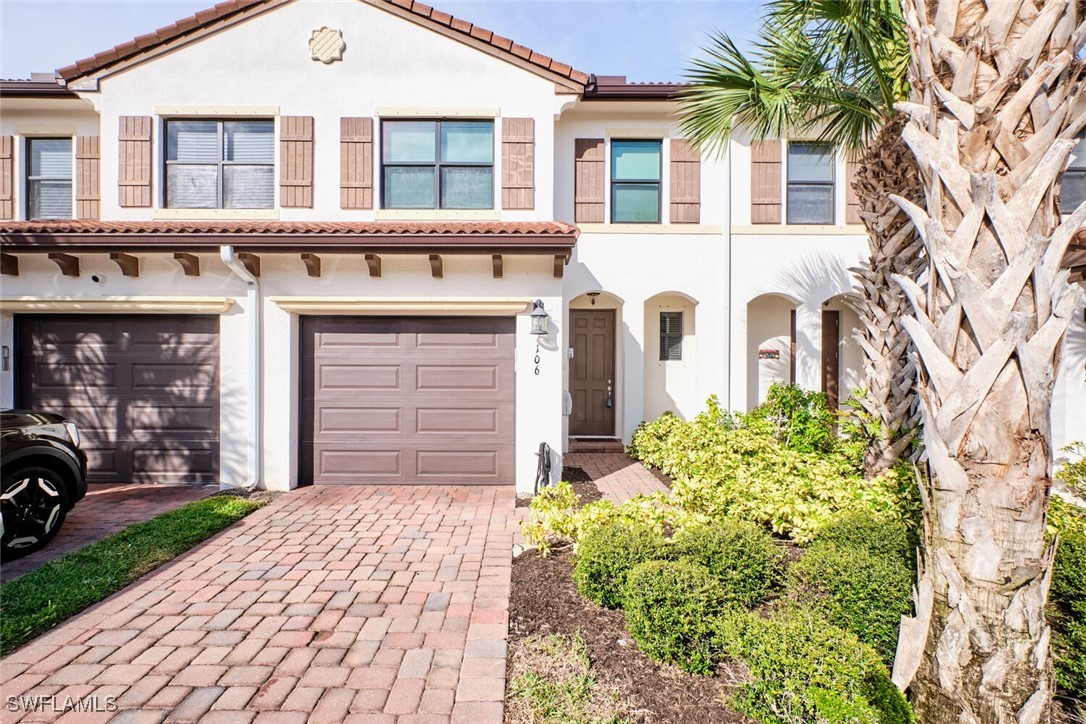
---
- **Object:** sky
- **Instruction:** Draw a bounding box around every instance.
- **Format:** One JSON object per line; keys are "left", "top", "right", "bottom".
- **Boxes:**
{"left": 0, "top": 0, "right": 764, "bottom": 82}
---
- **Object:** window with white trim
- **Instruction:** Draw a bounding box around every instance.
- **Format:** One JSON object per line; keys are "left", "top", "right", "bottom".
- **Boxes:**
{"left": 165, "top": 119, "right": 274, "bottom": 209}
{"left": 26, "top": 138, "right": 72, "bottom": 220}
{"left": 660, "top": 311, "right": 683, "bottom": 361}
{"left": 787, "top": 142, "right": 835, "bottom": 224}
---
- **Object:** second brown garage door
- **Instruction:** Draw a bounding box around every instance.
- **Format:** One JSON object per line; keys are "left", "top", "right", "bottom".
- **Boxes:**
{"left": 17, "top": 315, "right": 220, "bottom": 483}
{"left": 301, "top": 316, "right": 515, "bottom": 485}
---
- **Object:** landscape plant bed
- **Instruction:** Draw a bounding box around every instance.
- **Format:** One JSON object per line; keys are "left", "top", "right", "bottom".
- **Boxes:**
{"left": 516, "top": 466, "right": 601, "bottom": 508}
{"left": 0, "top": 493, "right": 267, "bottom": 656}
{"left": 508, "top": 547, "right": 747, "bottom": 723}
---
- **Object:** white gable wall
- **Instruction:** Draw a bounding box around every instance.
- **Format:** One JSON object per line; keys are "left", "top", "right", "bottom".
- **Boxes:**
{"left": 82, "top": 0, "right": 564, "bottom": 221}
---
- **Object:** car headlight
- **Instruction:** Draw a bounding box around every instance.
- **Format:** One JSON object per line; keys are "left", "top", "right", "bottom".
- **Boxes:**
{"left": 62, "top": 421, "right": 81, "bottom": 448}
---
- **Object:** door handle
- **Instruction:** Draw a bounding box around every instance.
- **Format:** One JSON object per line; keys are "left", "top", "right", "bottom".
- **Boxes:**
{"left": 606, "top": 379, "right": 613, "bottom": 408}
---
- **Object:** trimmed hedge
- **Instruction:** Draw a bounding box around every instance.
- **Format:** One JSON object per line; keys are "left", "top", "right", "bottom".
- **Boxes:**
{"left": 786, "top": 542, "right": 914, "bottom": 663}
{"left": 812, "top": 511, "right": 913, "bottom": 564}
{"left": 671, "top": 520, "right": 783, "bottom": 608}
{"left": 1051, "top": 528, "right": 1086, "bottom": 698}
{"left": 623, "top": 559, "right": 728, "bottom": 674}
{"left": 717, "top": 608, "right": 914, "bottom": 724}
{"left": 572, "top": 520, "right": 666, "bottom": 608}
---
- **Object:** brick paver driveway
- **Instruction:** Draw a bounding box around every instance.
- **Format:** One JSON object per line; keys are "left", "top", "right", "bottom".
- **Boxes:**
{"left": 0, "top": 485, "right": 515, "bottom": 723}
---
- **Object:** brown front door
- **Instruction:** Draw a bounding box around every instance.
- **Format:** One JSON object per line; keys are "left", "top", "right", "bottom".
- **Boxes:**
{"left": 17, "top": 314, "right": 221, "bottom": 483}
{"left": 300, "top": 316, "right": 515, "bottom": 485}
{"left": 821, "top": 310, "right": 840, "bottom": 410}
{"left": 569, "top": 309, "right": 615, "bottom": 436}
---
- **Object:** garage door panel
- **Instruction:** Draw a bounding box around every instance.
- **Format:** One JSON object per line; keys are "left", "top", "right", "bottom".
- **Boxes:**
{"left": 416, "top": 364, "right": 501, "bottom": 392}
{"left": 301, "top": 316, "right": 514, "bottom": 485}
{"left": 416, "top": 407, "right": 499, "bottom": 434}
{"left": 318, "top": 406, "right": 402, "bottom": 434}
{"left": 416, "top": 449, "right": 499, "bottom": 478}
{"left": 18, "top": 315, "right": 220, "bottom": 484}
{"left": 130, "top": 362, "right": 217, "bottom": 391}
{"left": 304, "top": 443, "right": 403, "bottom": 479}
{"left": 315, "top": 364, "right": 403, "bottom": 392}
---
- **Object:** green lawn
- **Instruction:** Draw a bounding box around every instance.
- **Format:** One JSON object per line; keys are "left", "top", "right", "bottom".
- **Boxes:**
{"left": 0, "top": 494, "right": 265, "bottom": 656}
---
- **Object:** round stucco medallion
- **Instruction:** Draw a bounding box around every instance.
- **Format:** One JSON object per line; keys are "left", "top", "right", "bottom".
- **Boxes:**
{"left": 309, "top": 27, "right": 346, "bottom": 64}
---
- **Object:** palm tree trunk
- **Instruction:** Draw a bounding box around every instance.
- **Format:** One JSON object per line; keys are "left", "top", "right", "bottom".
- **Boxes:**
{"left": 890, "top": 0, "right": 1086, "bottom": 720}
{"left": 851, "top": 115, "right": 926, "bottom": 476}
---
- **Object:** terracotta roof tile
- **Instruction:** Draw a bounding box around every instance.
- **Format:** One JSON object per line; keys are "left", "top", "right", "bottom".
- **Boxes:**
{"left": 56, "top": 0, "right": 589, "bottom": 86}
{"left": 1, "top": 220, "right": 578, "bottom": 237}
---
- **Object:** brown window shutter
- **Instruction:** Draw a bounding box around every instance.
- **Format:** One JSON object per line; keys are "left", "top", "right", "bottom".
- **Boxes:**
{"left": 750, "top": 140, "right": 782, "bottom": 224}
{"left": 76, "top": 136, "right": 101, "bottom": 219}
{"left": 574, "top": 138, "right": 604, "bottom": 223}
{"left": 118, "top": 116, "right": 152, "bottom": 208}
{"left": 845, "top": 160, "right": 862, "bottom": 224}
{"left": 0, "top": 136, "right": 12, "bottom": 220}
{"left": 280, "top": 116, "right": 314, "bottom": 208}
{"left": 502, "top": 118, "right": 534, "bottom": 210}
{"left": 669, "top": 138, "right": 700, "bottom": 223}
{"left": 340, "top": 117, "right": 372, "bottom": 209}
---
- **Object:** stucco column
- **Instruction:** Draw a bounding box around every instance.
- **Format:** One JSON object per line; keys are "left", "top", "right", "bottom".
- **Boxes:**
{"left": 0, "top": 314, "right": 13, "bottom": 409}
{"left": 794, "top": 302, "right": 822, "bottom": 392}
{"left": 622, "top": 301, "right": 645, "bottom": 442}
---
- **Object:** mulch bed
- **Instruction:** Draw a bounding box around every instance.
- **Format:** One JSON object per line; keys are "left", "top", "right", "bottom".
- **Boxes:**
{"left": 515, "top": 466, "right": 603, "bottom": 508}
{"left": 509, "top": 548, "right": 747, "bottom": 723}
{"left": 509, "top": 465, "right": 747, "bottom": 722}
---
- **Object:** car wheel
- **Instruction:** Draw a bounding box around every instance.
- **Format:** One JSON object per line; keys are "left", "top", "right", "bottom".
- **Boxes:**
{"left": 0, "top": 467, "right": 70, "bottom": 561}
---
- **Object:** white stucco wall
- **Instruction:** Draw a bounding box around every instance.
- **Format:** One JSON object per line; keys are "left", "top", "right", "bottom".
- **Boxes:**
{"left": 1054, "top": 295, "right": 1086, "bottom": 456}
{"left": 75, "top": 0, "right": 567, "bottom": 222}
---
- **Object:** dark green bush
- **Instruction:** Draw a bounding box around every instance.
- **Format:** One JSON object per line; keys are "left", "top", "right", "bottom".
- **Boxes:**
{"left": 813, "top": 511, "right": 913, "bottom": 564}
{"left": 572, "top": 520, "right": 667, "bottom": 608}
{"left": 623, "top": 559, "right": 728, "bottom": 674}
{"left": 717, "top": 608, "right": 914, "bottom": 724}
{"left": 786, "top": 542, "right": 913, "bottom": 663}
{"left": 671, "top": 520, "right": 784, "bottom": 608}
{"left": 1051, "top": 529, "right": 1086, "bottom": 698}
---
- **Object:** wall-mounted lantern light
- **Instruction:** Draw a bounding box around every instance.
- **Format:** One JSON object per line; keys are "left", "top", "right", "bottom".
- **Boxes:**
{"left": 587, "top": 292, "right": 600, "bottom": 306}
{"left": 530, "top": 299, "right": 549, "bottom": 336}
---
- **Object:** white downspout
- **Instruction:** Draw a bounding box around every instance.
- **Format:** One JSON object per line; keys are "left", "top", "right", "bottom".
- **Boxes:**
{"left": 220, "top": 246, "right": 262, "bottom": 488}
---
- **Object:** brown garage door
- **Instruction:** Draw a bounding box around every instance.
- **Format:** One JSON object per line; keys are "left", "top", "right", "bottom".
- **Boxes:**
{"left": 17, "top": 315, "right": 220, "bottom": 484}
{"left": 301, "top": 316, "right": 515, "bottom": 485}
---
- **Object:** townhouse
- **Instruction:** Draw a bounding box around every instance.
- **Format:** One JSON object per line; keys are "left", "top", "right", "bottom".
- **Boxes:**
{"left": 1, "top": 0, "right": 1083, "bottom": 494}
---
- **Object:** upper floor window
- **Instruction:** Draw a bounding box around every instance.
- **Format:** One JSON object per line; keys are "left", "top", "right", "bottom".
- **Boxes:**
{"left": 611, "top": 139, "right": 661, "bottom": 223}
{"left": 1062, "top": 134, "right": 1086, "bottom": 214}
{"left": 660, "top": 311, "right": 683, "bottom": 360}
{"left": 381, "top": 120, "right": 493, "bottom": 209}
{"left": 787, "top": 142, "right": 835, "bottom": 224}
{"left": 26, "top": 138, "right": 72, "bottom": 220}
{"left": 165, "top": 119, "right": 274, "bottom": 209}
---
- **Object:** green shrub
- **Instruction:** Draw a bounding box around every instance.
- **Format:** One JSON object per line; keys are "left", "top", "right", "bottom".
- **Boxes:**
{"left": 745, "top": 383, "right": 837, "bottom": 455}
{"left": 813, "top": 511, "right": 913, "bottom": 564}
{"left": 1051, "top": 525, "right": 1086, "bottom": 698}
{"left": 717, "top": 608, "right": 914, "bottom": 724}
{"left": 1057, "top": 442, "right": 1086, "bottom": 500}
{"left": 622, "top": 559, "right": 728, "bottom": 674}
{"left": 786, "top": 541, "right": 913, "bottom": 663}
{"left": 671, "top": 520, "right": 784, "bottom": 608}
{"left": 625, "top": 399, "right": 919, "bottom": 544}
{"left": 572, "top": 520, "right": 667, "bottom": 608}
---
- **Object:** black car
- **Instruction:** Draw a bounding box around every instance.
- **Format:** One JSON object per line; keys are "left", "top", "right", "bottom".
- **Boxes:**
{"left": 1, "top": 411, "right": 88, "bottom": 560}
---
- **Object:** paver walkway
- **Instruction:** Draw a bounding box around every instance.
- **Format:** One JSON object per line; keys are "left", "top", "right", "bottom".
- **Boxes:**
{"left": 564, "top": 452, "right": 669, "bottom": 502}
{"left": 0, "top": 485, "right": 515, "bottom": 723}
{"left": 1, "top": 483, "right": 218, "bottom": 581}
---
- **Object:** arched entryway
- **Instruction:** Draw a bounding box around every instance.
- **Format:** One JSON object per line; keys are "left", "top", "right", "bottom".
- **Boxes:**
{"left": 746, "top": 293, "right": 799, "bottom": 408}
{"left": 643, "top": 292, "right": 698, "bottom": 421}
